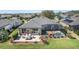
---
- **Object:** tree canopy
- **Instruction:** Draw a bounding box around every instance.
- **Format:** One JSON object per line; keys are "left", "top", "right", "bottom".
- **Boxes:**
{"left": 0, "top": 29, "right": 9, "bottom": 42}
{"left": 56, "top": 12, "right": 62, "bottom": 20}
{"left": 41, "top": 10, "right": 55, "bottom": 19}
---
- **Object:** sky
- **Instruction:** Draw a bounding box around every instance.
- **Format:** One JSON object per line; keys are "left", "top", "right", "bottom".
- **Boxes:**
{"left": 0, "top": 10, "right": 70, "bottom": 14}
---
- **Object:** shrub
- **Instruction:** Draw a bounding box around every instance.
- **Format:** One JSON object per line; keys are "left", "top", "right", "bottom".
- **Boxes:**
{"left": 0, "top": 29, "right": 9, "bottom": 42}
{"left": 61, "top": 29, "right": 67, "bottom": 35}
{"left": 67, "top": 34, "right": 76, "bottom": 39}
{"left": 13, "top": 33, "right": 18, "bottom": 40}
{"left": 74, "top": 30, "right": 79, "bottom": 35}
{"left": 9, "top": 29, "right": 18, "bottom": 40}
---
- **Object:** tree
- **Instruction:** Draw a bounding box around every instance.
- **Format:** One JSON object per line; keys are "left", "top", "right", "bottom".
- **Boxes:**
{"left": 41, "top": 10, "right": 55, "bottom": 19}
{"left": 0, "top": 29, "right": 9, "bottom": 42}
{"left": 56, "top": 12, "right": 62, "bottom": 20}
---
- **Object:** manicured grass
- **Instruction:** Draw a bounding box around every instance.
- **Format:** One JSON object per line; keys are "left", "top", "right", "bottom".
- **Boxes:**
{"left": 44, "top": 39, "right": 79, "bottom": 49}
{"left": 9, "top": 29, "right": 18, "bottom": 37}
{"left": 1, "top": 38, "right": 79, "bottom": 49}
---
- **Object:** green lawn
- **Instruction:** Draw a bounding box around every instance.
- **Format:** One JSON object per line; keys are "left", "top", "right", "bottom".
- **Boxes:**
{"left": 9, "top": 29, "right": 18, "bottom": 37}
{"left": 0, "top": 38, "right": 79, "bottom": 49}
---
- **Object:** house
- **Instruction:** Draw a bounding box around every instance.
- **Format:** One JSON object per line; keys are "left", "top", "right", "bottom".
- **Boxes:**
{"left": 0, "top": 15, "right": 6, "bottom": 19}
{"left": 18, "top": 16, "right": 64, "bottom": 35}
{"left": 62, "top": 14, "right": 79, "bottom": 30}
{"left": 5, "top": 18, "right": 22, "bottom": 31}
{"left": 19, "top": 13, "right": 35, "bottom": 19}
{"left": 0, "top": 20, "right": 10, "bottom": 30}
{"left": 69, "top": 19, "right": 79, "bottom": 30}
{"left": 0, "top": 18, "right": 22, "bottom": 31}
{"left": 0, "top": 14, "right": 12, "bottom": 19}
{"left": 10, "top": 17, "right": 22, "bottom": 27}
{"left": 62, "top": 18, "right": 73, "bottom": 25}
{"left": 0, "top": 20, "right": 10, "bottom": 42}
{"left": 0, "top": 17, "right": 22, "bottom": 42}
{"left": 12, "top": 16, "right": 64, "bottom": 43}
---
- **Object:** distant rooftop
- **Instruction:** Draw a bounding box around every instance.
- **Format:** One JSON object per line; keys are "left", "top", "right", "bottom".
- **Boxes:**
{"left": 0, "top": 10, "right": 70, "bottom": 14}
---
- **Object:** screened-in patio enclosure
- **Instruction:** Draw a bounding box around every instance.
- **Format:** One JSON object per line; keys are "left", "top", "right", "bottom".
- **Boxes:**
{"left": 19, "top": 28, "right": 41, "bottom": 35}
{"left": 41, "top": 24, "right": 64, "bottom": 35}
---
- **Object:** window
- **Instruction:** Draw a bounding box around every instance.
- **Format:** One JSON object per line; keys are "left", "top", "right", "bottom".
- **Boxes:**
{"left": 22, "top": 29, "right": 26, "bottom": 33}
{"left": 32, "top": 29, "right": 38, "bottom": 34}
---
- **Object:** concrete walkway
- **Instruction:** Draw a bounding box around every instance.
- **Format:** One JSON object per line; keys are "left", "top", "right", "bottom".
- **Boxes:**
{"left": 67, "top": 30, "right": 79, "bottom": 40}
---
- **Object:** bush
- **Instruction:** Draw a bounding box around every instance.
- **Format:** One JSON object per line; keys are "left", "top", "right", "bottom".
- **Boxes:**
{"left": 74, "top": 30, "right": 79, "bottom": 35}
{"left": 9, "top": 29, "right": 18, "bottom": 40}
{"left": 67, "top": 34, "right": 76, "bottom": 39}
{"left": 61, "top": 29, "right": 67, "bottom": 35}
{"left": 13, "top": 33, "right": 18, "bottom": 40}
{"left": 0, "top": 30, "right": 9, "bottom": 42}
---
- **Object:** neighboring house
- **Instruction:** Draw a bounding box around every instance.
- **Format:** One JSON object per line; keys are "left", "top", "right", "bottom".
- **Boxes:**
{"left": 10, "top": 17, "right": 22, "bottom": 27}
{"left": 62, "top": 18, "right": 73, "bottom": 25}
{"left": 62, "top": 15, "right": 79, "bottom": 30}
{"left": 0, "top": 18, "right": 22, "bottom": 31}
{"left": 0, "top": 14, "right": 12, "bottom": 18}
{"left": 0, "top": 17, "right": 22, "bottom": 42}
{"left": 19, "top": 16, "right": 64, "bottom": 35}
{"left": 69, "top": 19, "right": 79, "bottom": 30}
{"left": 5, "top": 18, "right": 22, "bottom": 31}
{"left": 0, "top": 17, "right": 7, "bottom": 19}
{"left": 0, "top": 20, "right": 10, "bottom": 30}
{"left": 19, "top": 13, "right": 35, "bottom": 19}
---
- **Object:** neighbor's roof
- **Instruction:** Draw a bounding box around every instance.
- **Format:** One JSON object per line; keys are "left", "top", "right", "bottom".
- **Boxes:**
{"left": 70, "top": 20, "right": 79, "bottom": 26}
{"left": 0, "top": 18, "right": 22, "bottom": 29}
{"left": 62, "top": 16, "right": 79, "bottom": 26}
{"left": 0, "top": 20, "right": 10, "bottom": 29}
{"left": 69, "top": 16, "right": 79, "bottom": 26}
{"left": 9, "top": 18, "right": 22, "bottom": 24}
{"left": 19, "top": 16, "right": 57, "bottom": 29}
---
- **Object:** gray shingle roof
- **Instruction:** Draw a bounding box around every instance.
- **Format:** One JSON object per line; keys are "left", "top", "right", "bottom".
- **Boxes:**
{"left": 0, "top": 20, "right": 10, "bottom": 29}
{"left": 62, "top": 16, "right": 79, "bottom": 26}
{"left": 69, "top": 17, "right": 79, "bottom": 26}
{"left": 0, "top": 19, "right": 22, "bottom": 29}
{"left": 19, "top": 16, "right": 57, "bottom": 29}
{"left": 70, "top": 20, "right": 79, "bottom": 26}
{"left": 9, "top": 18, "right": 22, "bottom": 24}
